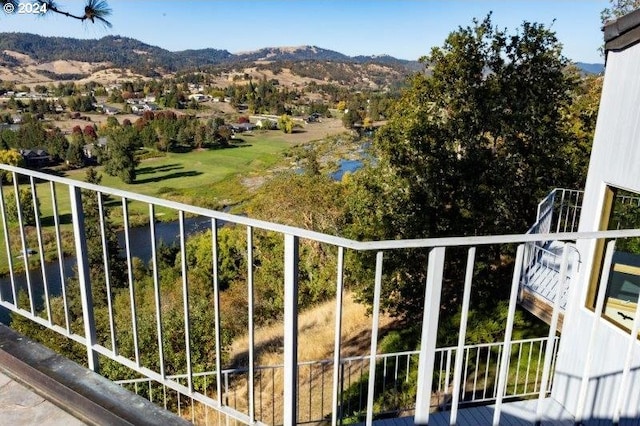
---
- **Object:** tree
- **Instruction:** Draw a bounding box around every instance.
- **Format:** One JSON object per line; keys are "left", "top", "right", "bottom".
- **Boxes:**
{"left": 0, "top": 149, "right": 24, "bottom": 182}
{"left": 83, "top": 125, "right": 98, "bottom": 141}
{"left": 278, "top": 114, "right": 294, "bottom": 134}
{"left": 345, "top": 16, "right": 580, "bottom": 322}
{"left": 65, "top": 141, "right": 86, "bottom": 168}
{"left": 602, "top": 0, "right": 640, "bottom": 24}
{"left": 82, "top": 168, "right": 128, "bottom": 304}
{"left": 103, "top": 127, "right": 139, "bottom": 183}
{"left": 45, "top": 128, "right": 69, "bottom": 162}
{"left": 4, "top": 187, "right": 39, "bottom": 226}
{"left": 341, "top": 109, "right": 360, "bottom": 129}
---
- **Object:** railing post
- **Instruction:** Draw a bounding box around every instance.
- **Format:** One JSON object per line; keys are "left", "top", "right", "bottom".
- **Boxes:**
{"left": 284, "top": 234, "right": 299, "bottom": 425}
{"left": 331, "top": 246, "right": 345, "bottom": 426}
{"left": 365, "top": 251, "right": 384, "bottom": 426}
{"left": 69, "top": 185, "right": 99, "bottom": 371}
{"left": 492, "top": 244, "right": 525, "bottom": 425}
{"left": 450, "top": 247, "right": 476, "bottom": 424}
{"left": 414, "top": 246, "right": 446, "bottom": 424}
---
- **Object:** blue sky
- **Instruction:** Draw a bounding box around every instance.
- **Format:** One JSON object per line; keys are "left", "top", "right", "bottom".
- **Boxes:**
{"left": 1, "top": 1, "right": 610, "bottom": 63}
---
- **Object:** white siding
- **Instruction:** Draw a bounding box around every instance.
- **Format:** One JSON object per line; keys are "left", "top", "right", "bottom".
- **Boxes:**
{"left": 553, "top": 43, "right": 640, "bottom": 419}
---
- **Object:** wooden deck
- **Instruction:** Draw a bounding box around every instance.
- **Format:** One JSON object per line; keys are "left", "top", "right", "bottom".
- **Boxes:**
{"left": 369, "top": 398, "right": 640, "bottom": 425}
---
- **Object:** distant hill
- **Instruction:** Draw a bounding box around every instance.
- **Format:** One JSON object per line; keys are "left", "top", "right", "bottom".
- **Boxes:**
{"left": 0, "top": 33, "right": 420, "bottom": 75}
{"left": 0, "top": 33, "right": 232, "bottom": 73}
{"left": 575, "top": 62, "right": 605, "bottom": 74}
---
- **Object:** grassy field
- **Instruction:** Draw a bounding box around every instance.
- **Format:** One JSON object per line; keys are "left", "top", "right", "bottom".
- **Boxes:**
{"left": 67, "top": 133, "right": 293, "bottom": 207}
{"left": 0, "top": 128, "right": 342, "bottom": 274}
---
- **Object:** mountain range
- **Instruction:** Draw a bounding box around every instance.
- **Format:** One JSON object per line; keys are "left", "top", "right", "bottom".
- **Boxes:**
{"left": 0, "top": 32, "right": 602, "bottom": 76}
{"left": 0, "top": 33, "right": 419, "bottom": 74}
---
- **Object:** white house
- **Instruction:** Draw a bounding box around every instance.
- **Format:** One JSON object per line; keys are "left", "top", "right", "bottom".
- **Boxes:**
{"left": 551, "top": 9, "right": 640, "bottom": 421}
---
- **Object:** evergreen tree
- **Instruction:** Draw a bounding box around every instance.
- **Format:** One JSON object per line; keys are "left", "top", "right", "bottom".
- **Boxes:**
{"left": 103, "top": 127, "right": 139, "bottom": 183}
{"left": 82, "top": 167, "right": 128, "bottom": 306}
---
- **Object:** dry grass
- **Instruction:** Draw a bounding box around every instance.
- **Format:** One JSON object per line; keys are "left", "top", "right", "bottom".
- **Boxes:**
{"left": 230, "top": 292, "right": 394, "bottom": 365}
{"left": 186, "top": 293, "right": 397, "bottom": 425}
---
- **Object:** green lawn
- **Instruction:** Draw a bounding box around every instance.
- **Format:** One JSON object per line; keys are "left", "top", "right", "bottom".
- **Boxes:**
{"left": 69, "top": 134, "right": 291, "bottom": 199}
{"left": 0, "top": 133, "right": 297, "bottom": 273}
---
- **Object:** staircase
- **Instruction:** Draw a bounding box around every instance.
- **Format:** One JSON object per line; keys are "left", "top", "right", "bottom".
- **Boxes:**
{"left": 519, "top": 189, "right": 583, "bottom": 327}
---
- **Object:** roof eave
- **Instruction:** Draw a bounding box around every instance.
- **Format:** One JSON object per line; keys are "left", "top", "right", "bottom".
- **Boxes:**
{"left": 604, "top": 8, "right": 640, "bottom": 53}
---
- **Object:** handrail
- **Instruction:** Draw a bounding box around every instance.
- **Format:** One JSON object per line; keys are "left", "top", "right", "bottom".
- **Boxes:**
{"left": 3, "top": 165, "right": 640, "bottom": 251}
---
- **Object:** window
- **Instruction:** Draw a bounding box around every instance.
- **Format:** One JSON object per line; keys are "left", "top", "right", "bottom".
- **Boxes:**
{"left": 589, "top": 186, "right": 640, "bottom": 332}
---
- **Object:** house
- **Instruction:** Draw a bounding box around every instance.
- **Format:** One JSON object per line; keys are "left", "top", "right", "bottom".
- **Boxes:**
{"left": 548, "top": 9, "right": 640, "bottom": 421}
{"left": 83, "top": 137, "right": 107, "bottom": 159}
{"left": 256, "top": 118, "right": 277, "bottom": 130}
{"left": 188, "top": 93, "right": 207, "bottom": 102}
{"left": 231, "top": 122, "right": 257, "bottom": 133}
{"left": 103, "top": 106, "right": 120, "bottom": 116}
{"left": 143, "top": 103, "right": 158, "bottom": 112}
{"left": 19, "top": 148, "right": 51, "bottom": 168}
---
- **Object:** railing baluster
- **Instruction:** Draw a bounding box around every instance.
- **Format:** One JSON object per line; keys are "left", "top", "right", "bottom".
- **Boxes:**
{"left": 122, "top": 197, "right": 140, "bottom": 365}
{"left": 534, "top": 338, "right": 543, "bottom": 390}
{"left": 415, "top": 246, "right": 446, "bottom": 424}
{"left": 524, "top": 339, "right": 533, "bottom": 394}
{"left": 483, "top": 347, "right": 490, "bottom": 400}
{"left": 99, "top": 192, "right": 118, "bottom": 355}
{"left": 321, "top": 362, "right": 325, "bottom": 419}
{"left": 382, "top": 356, "right": 387, "bottom": 401}
{"left": 365, "top": 251, "right": 384, "bottom": 426}
{"left": 406, "top": 354, "right": 410, "bottom": 382}
{"left": 308, "top": 365, "right": 312, "bottom": 422}
{"left": 438, "top": 350, "right": 445, "bottom": 393}
{"left": 30, "top": 176, "right": 51, "bottom": 323}
{"left": 14, "top": 173, "right": 34, "bottom": 313}
{"left": 536, "top": 244, "right": 570, "bottom": 421}
{"left": 69, "top": 185, "right": 98, "bottom": 370}
{"left": 212, "top": 219, "right": 223, "bottom": 406}
{"left": 463, "top": 347, "right": 469, "bottom": 398}
{"left": 247, "top": 226, "right": 255, "bottom": 422}
{"left": 331, "top": 246, "right": 344, "bottom": 426}
{"left": 179, "top": 211, "right": 193, "bottom": 392}
{"left": 283, "top": 234, "right": 299, "bottom": 426}
{"left": 493, "top": 244, "right": 525, "bottom": 425}
{"left": 570, "top": 191, "right": 580, "bottom": 231}
{"left": 575, "top": 240, "right": 615, "bottom": 422}
{"left": 50, "top": 182, "right": 70, "bottom": 333}
{"left": 0, "top": 180, "right": 17, "bottom": 305}
{"left": 450, "top": 247, "right": 475, "bottom": 424}
{"left": 473, "top": 347, "right": 479, "bottom": 399}
{"left": 494, "top": 345, "right": 502, "bottom": 398}
{"left": 149, "top": 204, "right": 165, "bottom": 378}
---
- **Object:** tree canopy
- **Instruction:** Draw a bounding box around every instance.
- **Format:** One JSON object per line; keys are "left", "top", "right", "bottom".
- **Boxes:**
{"left": 345, "top": 15, "right": 584, "bottom": 321}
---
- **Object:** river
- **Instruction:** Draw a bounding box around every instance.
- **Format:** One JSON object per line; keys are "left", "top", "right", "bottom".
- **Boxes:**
{"left": 0, "top": 215, "right": 215, "bottom": 324}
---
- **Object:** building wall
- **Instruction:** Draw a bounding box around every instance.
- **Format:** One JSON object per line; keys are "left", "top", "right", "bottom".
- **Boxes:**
{"left": 552, "top": 43, "right": 640, "bottom": 419}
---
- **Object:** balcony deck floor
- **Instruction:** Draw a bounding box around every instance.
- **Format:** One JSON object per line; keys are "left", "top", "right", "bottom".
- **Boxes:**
{"left": 371, "top": 398, "right": 640, "bottom": 425}
{"left": 0, "top": 370, "right": 86, "bottom": 425}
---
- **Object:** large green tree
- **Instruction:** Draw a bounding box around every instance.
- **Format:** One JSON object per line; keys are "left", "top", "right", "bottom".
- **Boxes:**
{"left": 346, "top": 16, "right": 582, "bottom": 322}
{"left": 103, "top": 127, "right": 139, "bottom": 183}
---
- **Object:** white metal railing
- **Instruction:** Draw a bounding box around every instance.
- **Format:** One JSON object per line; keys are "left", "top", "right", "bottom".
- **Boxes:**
{"left": 1, "top": 165, "right": 640, "bottom": 425}
{"left": 521, "top": 188, "right": 583, "bottom": 310}
{"left": 116, "top": 336, "right": 559, "bottom": 424}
